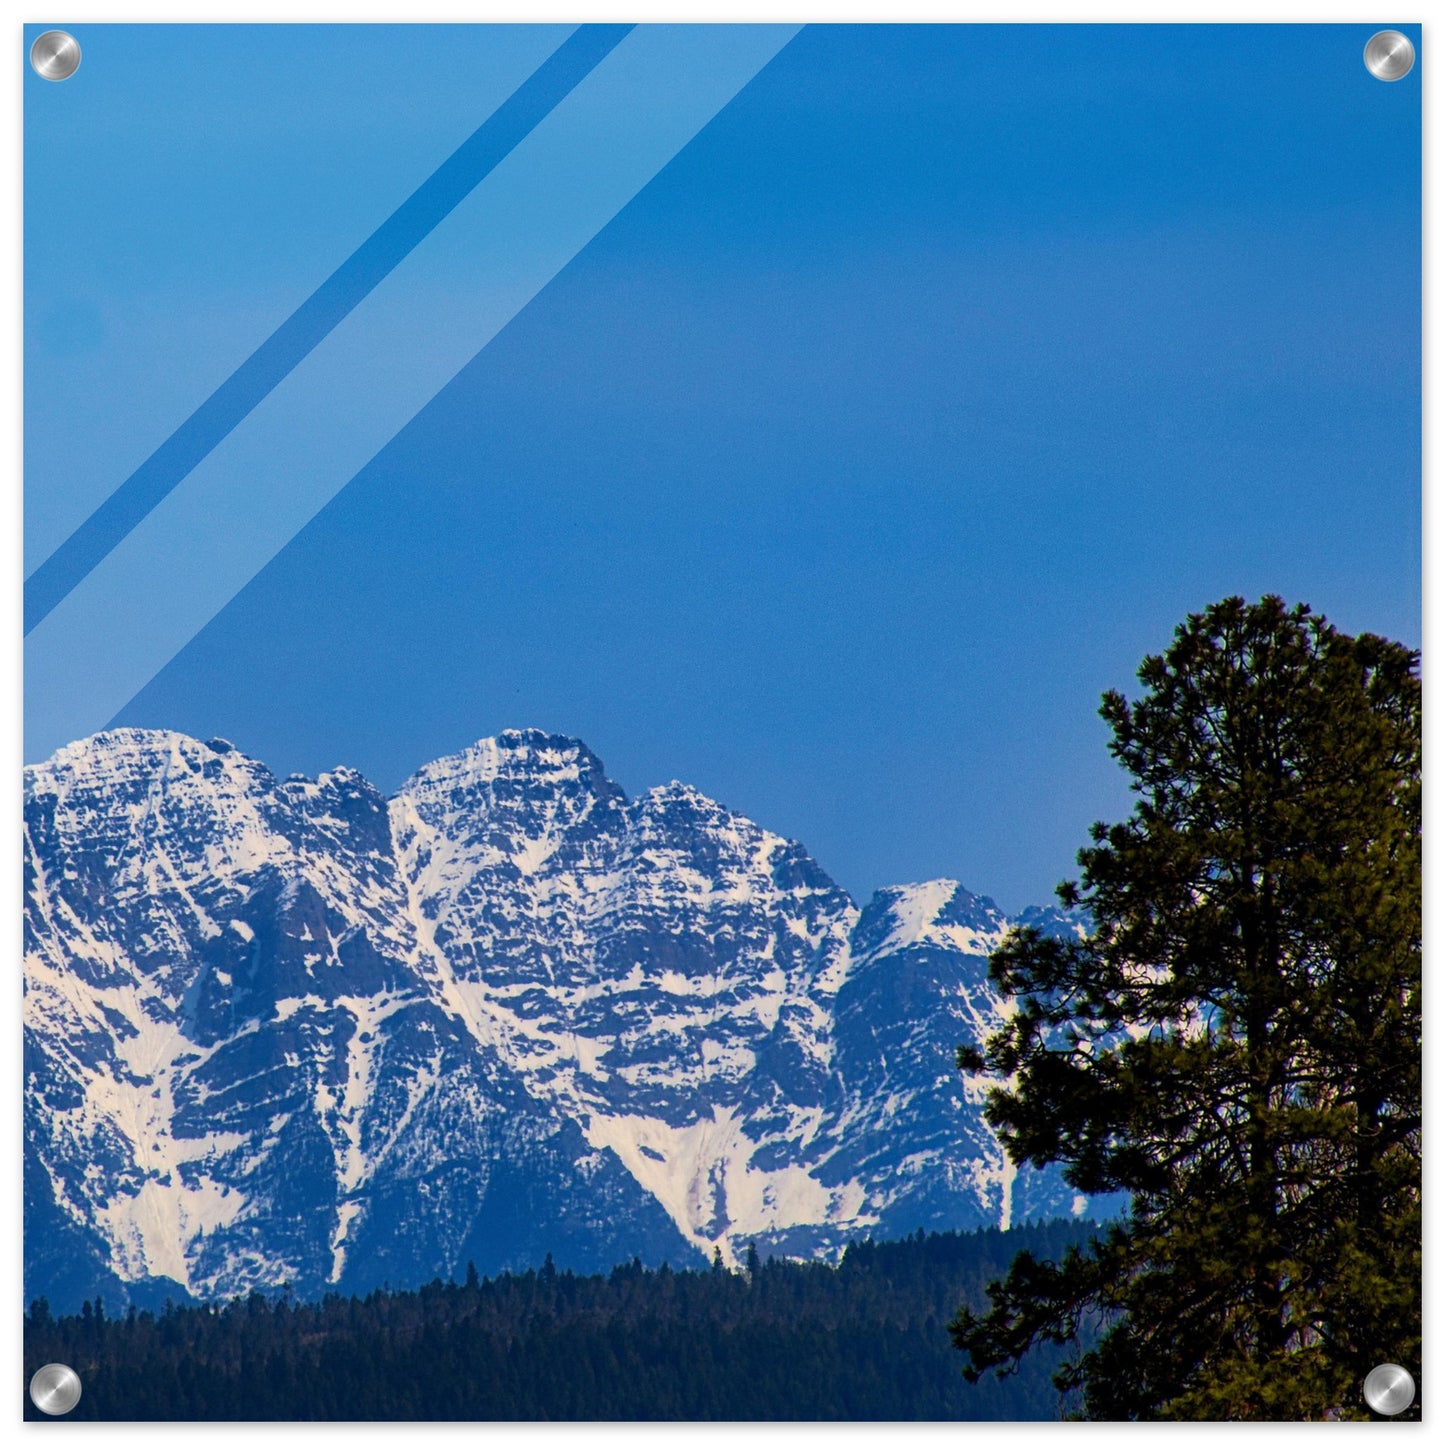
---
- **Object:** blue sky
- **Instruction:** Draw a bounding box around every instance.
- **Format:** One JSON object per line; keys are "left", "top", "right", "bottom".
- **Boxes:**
{"left": 25, "top": 23, "right": 1420, "bottom": 911}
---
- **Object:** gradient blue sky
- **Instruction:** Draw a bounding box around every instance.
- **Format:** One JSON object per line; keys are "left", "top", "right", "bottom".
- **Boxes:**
{"left": 25, "top": 23, "right": 1420, "bottom": 911}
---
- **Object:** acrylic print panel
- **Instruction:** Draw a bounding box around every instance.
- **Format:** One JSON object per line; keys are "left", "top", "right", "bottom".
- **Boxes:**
{"left": 22, "top": 22, "right": 1420, "bottom": 1422}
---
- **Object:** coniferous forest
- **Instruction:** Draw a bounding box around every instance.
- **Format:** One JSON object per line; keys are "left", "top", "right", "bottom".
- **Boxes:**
{"left": 23, "top": 1221, "right": 1095, "bottom": 1421}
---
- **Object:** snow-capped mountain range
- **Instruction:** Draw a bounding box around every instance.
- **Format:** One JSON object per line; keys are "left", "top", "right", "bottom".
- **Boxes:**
{"left": 24, "top": 727, "right": 1095, "bottom": 1313}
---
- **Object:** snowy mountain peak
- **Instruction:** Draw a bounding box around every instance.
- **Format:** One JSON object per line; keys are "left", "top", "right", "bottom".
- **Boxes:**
{"left": 401, "top": 728, "right": 618, "bottom": 798}
{"left": 851, "top": 880, "right": 1010, "bottom": 963}
{"left": 24, "top": 728, "right": 1094, "bottom": 1313}
{"left": 28, "top": 726, "right": 266, "bottom": 794}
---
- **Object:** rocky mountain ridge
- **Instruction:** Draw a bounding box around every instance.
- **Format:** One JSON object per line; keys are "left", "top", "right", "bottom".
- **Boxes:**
{"left": 24, "top": 727, "right": 1095, "bottom": 1312}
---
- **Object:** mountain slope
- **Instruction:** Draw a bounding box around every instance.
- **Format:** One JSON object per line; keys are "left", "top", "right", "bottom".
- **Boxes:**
{"left": 24, "top": 728, "right": 1094, "bottom": 1311}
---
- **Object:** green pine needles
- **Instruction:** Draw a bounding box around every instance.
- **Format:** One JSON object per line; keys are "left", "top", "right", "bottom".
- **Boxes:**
{"left": 952, "top": 596, "right": 1421, "bottom": 1421}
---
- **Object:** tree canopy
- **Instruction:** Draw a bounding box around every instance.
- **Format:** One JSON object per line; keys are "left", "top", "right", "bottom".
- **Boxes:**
{"left": 952, "top": 596, "right": 1421, "bottom": 1420}
{"left": 23, "top": 1223, "right": 1094, "bottom": 1420}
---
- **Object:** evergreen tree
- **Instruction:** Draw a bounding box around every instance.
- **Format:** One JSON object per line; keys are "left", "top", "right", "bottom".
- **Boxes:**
{"left": 952, "top": 596, "right": 1421, "bottom": 1420}
{"left": 23, "top": 1224, "right": 1094, "bottom": 1421}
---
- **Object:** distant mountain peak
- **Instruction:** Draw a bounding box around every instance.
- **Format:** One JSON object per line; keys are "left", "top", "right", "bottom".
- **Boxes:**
{"left": 849, "top": 880, "right": 1003, "bottom": 962}
{"left": 23, "top": 727, "right": 1094, "bottom": 1313}
{"left": 399, "top": 728, "right": 622, "bottom": 805}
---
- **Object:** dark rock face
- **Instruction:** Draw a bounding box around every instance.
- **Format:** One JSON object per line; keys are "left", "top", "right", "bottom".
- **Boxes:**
{"left": 24, "top": 728, "right": 1095, "bottom": 1313}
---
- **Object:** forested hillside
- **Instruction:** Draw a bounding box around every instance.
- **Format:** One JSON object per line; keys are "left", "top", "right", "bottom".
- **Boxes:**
{"left": 24, "top": 1221, "right": 1094, "bottom": 1420}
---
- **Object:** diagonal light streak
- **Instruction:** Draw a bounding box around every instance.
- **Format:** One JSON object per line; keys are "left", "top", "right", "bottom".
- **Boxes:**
{"left": 25, "top": 25, "right": 804, "bottom": 763}
{"left": 25, "top": 24, "right": 633, "bottom": 634}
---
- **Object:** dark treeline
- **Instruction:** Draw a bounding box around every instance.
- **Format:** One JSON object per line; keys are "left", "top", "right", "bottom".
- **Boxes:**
{"left": 24, "top": 1220, "right": 1095, "bottom": 1421}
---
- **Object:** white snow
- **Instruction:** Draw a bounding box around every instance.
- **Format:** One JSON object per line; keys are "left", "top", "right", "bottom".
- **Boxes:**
{"left": 25, "top": 726, "right": 1075, "bottom": 1301}
{"left": 274, "top": 994, "right": 327, "bottom": 1022}
{"left": 97, "top": 1175, "right": 244, "bottom": 1288}
{"left": 329, "top": 1200, "right": 364, "bottom": 1283}
{"left": 998, "top": 1150, "right": 1017, "bottom": 1231}
{"left": 584, "top": 1107, "right": 877, "bottom": 1266}
{"left": 869, "top": 880, "right": 1008, "bottom": 958}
